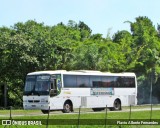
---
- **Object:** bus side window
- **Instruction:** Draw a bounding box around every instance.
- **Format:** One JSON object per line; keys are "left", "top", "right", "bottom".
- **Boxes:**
{"left": 51, "top": 79, "right": 57, "bottom": 89}
{"left": 51, "top": 82, "right": 54, "bottom": 89}
{"left": 54, "top": 79, "right": 57, "bottom": 89}
{"left": 50, "top": 79, "right": 57, "bottom": 97}
{"left": 90, "top": 76, "right": 101, "bottom": 88}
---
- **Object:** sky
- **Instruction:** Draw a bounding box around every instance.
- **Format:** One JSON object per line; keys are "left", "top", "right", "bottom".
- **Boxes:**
{"left": 0, "top": 0, "right": 160, "bottom": 37}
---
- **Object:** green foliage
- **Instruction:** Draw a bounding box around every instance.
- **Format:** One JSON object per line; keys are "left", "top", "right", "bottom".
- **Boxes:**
{"left": 72, "top": 41, "right": 99, "bottom": 70}
{"left": 1, "top": 16, "right": 160, "bottom": 107}
{"left": 130, "top": 16, "right": 160, "bottom": 73}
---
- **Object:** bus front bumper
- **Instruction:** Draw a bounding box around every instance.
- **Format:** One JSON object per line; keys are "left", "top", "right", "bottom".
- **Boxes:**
{"left": 23, "top": 103, "right": 50, "bottom": 110}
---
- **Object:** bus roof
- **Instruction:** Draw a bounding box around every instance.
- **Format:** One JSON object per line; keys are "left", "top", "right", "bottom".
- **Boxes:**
{"left": 27, "top": 70, "right": 136, "bottom": 76}
{"left": 27, "top": 70, "right": 66, "bottom": 75}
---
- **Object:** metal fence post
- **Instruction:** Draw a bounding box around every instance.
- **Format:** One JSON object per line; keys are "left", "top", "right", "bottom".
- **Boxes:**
{"left": 46, "top": 106, "right": 50, "bottom": 128}
{"left": 150, "top": 69, "right": 153, "bottom": 121}
{"left": 129, "top": 104, "right": 131, "bottom": 121}
{"left": 4, "top": 106, "right": 18, "bottom": 128}
{"left": 10, "top": 106, "right": 12, "bottom": 120}
{"left": 105, "top": 105, "right": 107, "bottom": 128}
{"left": 77, "top": 105, "right": 81, "bottom": 128}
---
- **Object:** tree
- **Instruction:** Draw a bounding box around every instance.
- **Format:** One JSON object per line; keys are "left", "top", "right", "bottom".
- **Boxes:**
{"left": 78, "top": 21, "right": 92, "bottom": 41}
{"left": 129, "top": 16, "right": 160, "bottom": 73}
{"left": 1, "top": 17, "right": 160, "bottom": 106}
{"left": 98, "top": 41, "right": 127, "bottom": 72}
{"left": 72, "top": 41, "right": 99, "bottom": 70}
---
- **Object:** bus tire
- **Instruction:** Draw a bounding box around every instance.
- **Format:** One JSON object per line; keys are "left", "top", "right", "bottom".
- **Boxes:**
{"left": 112, "top": 99, "right": 121, "bottom": 111}
{"left": 41, "top": 110, "right": 49, "bottom": 114}
{"left": 62, "top": 101, "right": 72, "bottom": 113}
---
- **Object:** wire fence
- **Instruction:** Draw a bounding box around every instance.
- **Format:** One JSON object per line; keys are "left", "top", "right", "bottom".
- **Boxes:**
{"left": 0, "top": 104, "right": 159, "bottom": 128}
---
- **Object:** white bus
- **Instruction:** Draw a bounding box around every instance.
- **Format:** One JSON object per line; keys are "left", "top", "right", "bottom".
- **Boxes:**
{"left": 23, "top": 70, "right": 137, "bottom": 113}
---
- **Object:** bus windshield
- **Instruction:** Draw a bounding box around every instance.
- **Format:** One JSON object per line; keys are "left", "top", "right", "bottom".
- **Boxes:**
{"left": 24, "top": 75, "right": 52, "bottom": 96}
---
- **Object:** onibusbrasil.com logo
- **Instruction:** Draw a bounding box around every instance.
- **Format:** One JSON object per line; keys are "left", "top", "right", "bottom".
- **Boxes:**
{"left": 1, "top": 119, "right": 160, "bottom": 125}
{"left": 1, "top": 120, "right": 42, "bottom": 126}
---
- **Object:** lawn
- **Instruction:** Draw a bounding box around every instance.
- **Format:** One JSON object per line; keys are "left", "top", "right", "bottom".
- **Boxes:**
{"left": 0, "top": 106, "right": 160, "bottom": 128}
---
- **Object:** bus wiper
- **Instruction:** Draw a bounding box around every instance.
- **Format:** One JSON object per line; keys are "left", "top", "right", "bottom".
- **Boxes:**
{"left": 26, "top": 91, "right": 32, "bottom": 96}
{"left": 34, "top": 91, "right": 40, "bottom": 96}
{"left": 25, "top": 91, "right": 40, "bottom": 96}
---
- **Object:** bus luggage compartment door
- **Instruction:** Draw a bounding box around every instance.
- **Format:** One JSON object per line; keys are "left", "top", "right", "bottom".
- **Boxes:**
{"left": 81, "top": 97, "right": 87, "bottom": 107}
{"left": 128, "top": 95, "right": 136, "bottom": 105}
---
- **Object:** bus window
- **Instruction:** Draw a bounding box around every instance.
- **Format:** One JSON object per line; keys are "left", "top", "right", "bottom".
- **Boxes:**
{"left": 124, "top": 77, "right": 135, "bottom": 87}
{"left": 130, "top": 77, "right": 135, "bottom": 87}
{"left": 63, "top": 75, "right": 77, "bottom": 88}
{"left": 24, "top": 76, "right": 36, "bottom": 92}
{"left": 77, "top": 75, "right": 90, "bottom": 87}
{"left": 41, "top": 81, "right": 50, "bottom": 91}
{"left": 115, "top": 76, "right": 123, "bottom": 87}
{"left": 90, "top": 76, "right": 101, "bottom": 88}
{"left": 115, "top": 76, "right": 135, "bottom": 88}
{"left": 101, "top": 76, "right": 114, "bottom": 87}
{"left": 50, "top": 79, "right": 57, "bottom": 97}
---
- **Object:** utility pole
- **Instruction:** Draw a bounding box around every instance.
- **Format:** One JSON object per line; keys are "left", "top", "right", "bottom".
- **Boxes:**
{"left": 4, "top": 84, "right": 7, "bottom": 108}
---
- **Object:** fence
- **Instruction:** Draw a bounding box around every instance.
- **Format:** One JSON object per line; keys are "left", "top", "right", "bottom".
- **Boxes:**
{"left": 0, "top": 104, "right": 159, "bottom": 128}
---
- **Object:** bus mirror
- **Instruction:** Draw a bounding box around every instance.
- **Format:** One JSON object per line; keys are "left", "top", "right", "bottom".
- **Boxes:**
{"left": 50, "top": 89, "right": 57, "bottom": 97}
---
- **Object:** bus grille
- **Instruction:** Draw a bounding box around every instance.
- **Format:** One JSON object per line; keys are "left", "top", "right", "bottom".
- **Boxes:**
{"left": 28, "top": 100, "right": 40, "bottom": 103}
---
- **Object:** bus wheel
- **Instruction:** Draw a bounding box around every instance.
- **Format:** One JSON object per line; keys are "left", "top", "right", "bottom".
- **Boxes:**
{"left": 113, "top": 99, "right": 121, "bottom": 111}
{"left": 62, "top": 101, "right": 72, "bottom": 113}
{"left": 41, "top": 110, "right": 49, "bottom": 114}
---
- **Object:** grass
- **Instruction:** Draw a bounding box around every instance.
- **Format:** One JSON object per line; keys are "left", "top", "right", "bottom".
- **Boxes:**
{"left": 1, "top": 104, "right": 160, "bottom": 115}
{"left": 0, "top": 106, "right": 160, "bottom": 128}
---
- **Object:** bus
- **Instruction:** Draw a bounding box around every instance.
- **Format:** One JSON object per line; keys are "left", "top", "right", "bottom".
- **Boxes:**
{"left": 23, "top": 70, "right": 137, "bottom": 113}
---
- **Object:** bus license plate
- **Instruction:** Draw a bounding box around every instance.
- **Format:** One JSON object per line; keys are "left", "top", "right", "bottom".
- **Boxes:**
{"left": 32, "top": 105, "right": 36, "bottom": 107}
